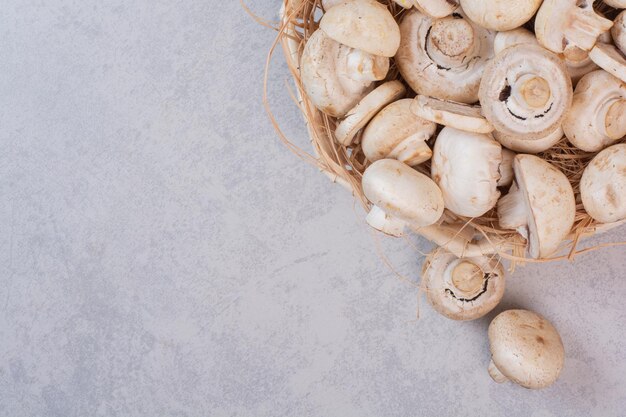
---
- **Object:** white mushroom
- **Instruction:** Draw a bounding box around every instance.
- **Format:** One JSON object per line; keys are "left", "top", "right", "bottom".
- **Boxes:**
{"left": 580, "top": 144, "right": 626, "bottom": 223}
{"left": 614, "top": 11, "right": 626, "bottom": 55}
{"left": 410, "top": 0, "right": 458, "bottom": 18}
{"left": 362, "top": 99, "right": 436, "bottom": 166}
{"left": 479, "top": 45, "right": 573, "bottom": 147}
{"left": 335, "top": 81, "right": 406, "bottom": 146}
{"left": 493, "top": 127, "right": 564, "bottom": 154}
{"left": 563, "top": 29, "right": 612, "bottom": 85}
{"left": 411, "top": 95, "right": 494, "bottom": 134}
{"left": 301, "top": 30, "right": 389, "bottom": 117}
{"left": 563, "top": 70, "right": 626, "bottom": 152}
{"left": 421, "top": 250, "right": 505, "bottom": 321}
{"left": 396, "top": 10, "right": 495, "bottom": 103}
{"left": 362, "top": 159, "right": 444, "bottom": 236}
{"left": 497, "top": 155, "right": 576, "bottom": 259}
{"left": 460, "top": 0, "right": 542, "bottom": 31}
{"left": 320, "top": 0, "right": 401, "bottom": 57}
{"left": 535, "top": 0, "right": 613, "bottom": 54}
{"left": 431, "top": 127, "right": 512, "bottom": 218}
{"left": 589, "top": 43, "right": 626, "bottom": 83}
{"left": 494, "top": 28, "right": 539, "bottom": 55}
{"left": 488, "top": 309, "right": 565, "bottom": 389}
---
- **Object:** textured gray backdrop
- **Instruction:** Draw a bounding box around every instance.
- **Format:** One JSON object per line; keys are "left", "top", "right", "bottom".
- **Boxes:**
{"left": 0, "top": 1, "right": 625, "bottom": 416}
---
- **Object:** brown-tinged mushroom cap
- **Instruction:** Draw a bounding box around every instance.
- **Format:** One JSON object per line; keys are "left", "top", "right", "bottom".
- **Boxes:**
{"left": 589, "top": 43, "right": 626, "bottom": 84}
{"left": 362, "top": 159, "right": 444, "bottom": 236}
{"left": 320, "top": 0, "right": 401, "bottom": 57}
{"left": 422, "top": 249, "right": 505, "bottom": 321}
{"left": 411, "top": 95, "right": 494, "bottom": 134}
{"left": 563, "top": 70, "right": 626, "bottom": 152}
{"left": 362, "top": 99, "right": 436, "bottom": 166}
{"left": 580, "top": 144, "right": 626, "bottom": 224}
{"left": 497, "top": 155, "right": 576, "bottom": 259}
{"left": 396, "top": 10, "right": 495, "bottom": 104}
{"left": 488, "top": 309, "right": 565, "bottom": 389}
{"left": 479, "top": 44, "right": 573, "bottom": 141}
{"left": 535, "top": 0, "right": 613, "bottom": 54}
{"left": 461, "top": 0, "right": 542, "bottom": 31}
{"left": 301, "top": 30, "right": 389, "bottom": 118}
{"left": 335, "top": 81, "right": 406, "bottom": 146}
{"left": 614, "top": 11, "right": 626, "bottom": 56}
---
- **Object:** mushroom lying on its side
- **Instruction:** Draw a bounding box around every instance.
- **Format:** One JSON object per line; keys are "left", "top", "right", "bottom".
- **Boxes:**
{"left": 479, "top": 44, "right": 572, "bottom": 151}
{"left": 422, "top": 250, "right": 505, "bottom": 321}
{"left": 362, "top": 159, "right": 444, "bottom": 237}
{"left": 488, "top": 310, "right": 565, "bottom": 389}
{"left": 563, "top": 70, "right": 626, "bottom": 152}
{"left": 497, "top": 155, "right": 575, "bottom": 259}
{"left": 535, "top": 0, "right": 613, "bottom": 54}
{"left": 589, "top": 43, "right": 626, "bottom": 83}
{"left": 362, "top": 99, "right": 436, "bottom": 166}
{"left": 411, "top": 95, "right": 494, "bottom": 134}
{"left": 614, "top": 11, "right": 626, "bottom": 55}
{"left": 580, "top": 144, "right": 626, "bottom": 224}
{"left": 431, "top": 127, "right": 512, "bottom": 218}
{"left": 320, "top": 0, "right": 401, "bottom": 58}
{"left": 396, "top": 10, "right": 495, "bottom": 104}
{"left": 460, "top": 0, "right": 542, "bottom": 31}
{"left": 301, "top": 30, "right": 389, "bottom": 117}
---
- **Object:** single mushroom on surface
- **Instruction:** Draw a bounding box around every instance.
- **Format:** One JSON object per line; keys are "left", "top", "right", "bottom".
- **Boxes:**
{"left": 362, "top": 98, "right": 437, "bottom": 166}
{"left": 362, "top": 159, "right": 444, "bottom": 237}
{"left": 479, "top": 44, "right": 573, "bottom": 151}
{"left": 497, "top": 154, "right": 576, "bottom": 259}
{"left": 335, "top": 81, "right": 406, "bottom": 146}
{"left": 588, "top": 43, "right": 626, "bottom": 83}
{"left": 488, "top": 309, "right": 565, "bottom": 389}
{"left": 493, "top": 28, "right": 539, "bottom": 54}
{"left": 319, "top": 0, "right": 401, "bottom": 58}
{"left": 396, "top": 10, "right": 495, "bottom": 104}
{"left": 460, "top": 0, "right": 542, "bottom": 31}
{"left": 411, "top": 95, "right": 494, "bottom": 134}
{"left": 431, "top": 127, "right": 513, "bottom": 218}
{"left": 614, "top": 11, "right": 626, "bottom": 55}
{"left": 563, "top": 70, "right": 626, "bottom": 152}
{"left": 422, "top": 249, "right": 505, "bottom": 321}
{"left": 535, "top": 0, "right": 613, "bottom": 54}
{"left": 301, "top": 30, "right": 389, "bottom": 117}
{"left": 580, "top": 144, "right": 626, "bottom": 224}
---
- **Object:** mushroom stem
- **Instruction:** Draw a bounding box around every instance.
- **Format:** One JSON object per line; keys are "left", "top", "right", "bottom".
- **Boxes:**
{"left": 564, "top": 9, "right": 613, "bottom": 51}
{"left": 488, "top": 359, "right": 508, "bottom": 383}
{"left": 388, "top": 132, "right": 432, "bottom": 166}
{"left": 511, "top": 74, "right": 551, "bottom": 109}
{"left": 601, "top": 99, "right": 626, "bottom": 140}
{"left": 426, "top": 17, "right": 477, "bottom": 69}
{"left": 345, "top": 49, "right": 389, "bottom": 82}
{"left": 366, "top": 205, "right": 405, "bottom": 237}
{"left": 498, "top": 149, "right": 515, "bottom": 187}
{"left": 497, "top": 182, "right": 528, "bottom": 234}
{"left": 448, "top": 259, "right": 484, "bottom": 297}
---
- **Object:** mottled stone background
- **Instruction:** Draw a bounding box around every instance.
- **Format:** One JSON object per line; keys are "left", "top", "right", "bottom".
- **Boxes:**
{"left": 0, "top": 1, "right": 624, "bottom": 416}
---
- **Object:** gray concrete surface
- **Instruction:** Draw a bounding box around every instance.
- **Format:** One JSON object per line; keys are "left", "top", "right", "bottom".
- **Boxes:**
{"left": 0, "top": 1, "right": 624, "bottom": 416}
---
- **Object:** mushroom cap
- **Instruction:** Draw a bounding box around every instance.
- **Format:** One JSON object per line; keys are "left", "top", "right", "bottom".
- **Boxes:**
{"left": 535, "top": 0, "right": 613, "bottom": 54}
{"left": 604, "top": 0, "right": 626, "bottom": 7}
{"left": 614, "top": 11, "right": 626, "bottom": 56}
{"left": 362, "top": 159, "right": 444, "bottom": 227}
{"left": 301, "top": 30, "right": 389, "bottom": 117}
{"left": 396, "top": 10, "right": 495, "bottom": 104}
{"left": 335, "top": 81, "right": 406, "bottom": 146}
{"left": 479, "top": 44, "right": 572, "bottom": 141}
{"left": 589, "top": 43, "right": 626, "bottom": 84}
{"left": 411, "top": 0, "right": 457, "bottom": 18}
{"left": 460, "top": 0, "right": 542, "bottom": 31}
{"left": 422, "top": 250, "right": 505, "bottom": 321}
{"left": 489, "top": 309, "right": 565, "bottom": 389}
{"left": 320, "top": 0, "right": 401, "bottom": 57}
{"left": 494, "top": 28, "right": 539, "bottom": 55}
{"left": 563, "top": 70, "right": 626, "bottom": 152}
{"left": 580, "top": 144, "right": 626, "bottom": 223}
{"left": 431, "top": 127, "right": 503, "bottom": 217}
{"left": 362, "top": 99, "right": 436, "bottom": 165}
{"left": 411, "top": 95, "right": 494, "bottom": 134}
{"left": 501, "top": 155, "right": 576, "bottom": 259}
{"left": 494, "top": 126, "right": 564, "bottom": 154}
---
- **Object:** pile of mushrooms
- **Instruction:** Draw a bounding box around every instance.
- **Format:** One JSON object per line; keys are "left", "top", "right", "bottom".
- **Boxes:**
{"left": 295, "top": 0, "right": 626, "bottom": 389}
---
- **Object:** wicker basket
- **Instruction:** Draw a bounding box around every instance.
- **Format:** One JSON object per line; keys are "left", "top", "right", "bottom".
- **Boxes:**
{"left": 272, "top": 0, "right": 625, "bottom": 264}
